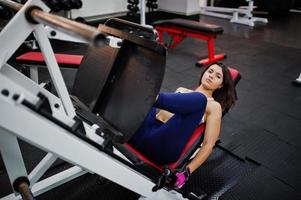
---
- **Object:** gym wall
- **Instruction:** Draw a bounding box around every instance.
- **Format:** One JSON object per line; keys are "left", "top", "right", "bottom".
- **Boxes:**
{"left": 158, "top": 0, "right": 200, "bottom": 15}
{"left": 71, "top": 0, "right": 128, "bottom": 19}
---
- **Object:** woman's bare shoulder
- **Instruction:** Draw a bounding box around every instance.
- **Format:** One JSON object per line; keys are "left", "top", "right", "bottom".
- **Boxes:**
{"left": 207, "top": 100, "right": 222, "bottom": 114}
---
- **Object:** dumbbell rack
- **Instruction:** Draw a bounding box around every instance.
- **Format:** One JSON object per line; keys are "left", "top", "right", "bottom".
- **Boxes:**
{"left": 127, "top": 0, "right": 140, "bottom": 21}
{"left": 127, "top": 0, "right": 157, "bottom": 26}
{"left": 146, "top": 0, "right": 158, "bottom": 11}
{"left": 146, "top": 0, "right": 157, "bottom": 23}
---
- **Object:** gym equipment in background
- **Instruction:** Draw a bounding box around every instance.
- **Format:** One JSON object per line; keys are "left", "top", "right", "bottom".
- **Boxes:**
{"left": 127, "top": 0, "right": 140, "bottom": 21}
{"left": 154, "top": 18, "right": 225, "bottom": 67}
{"left": 146, "top": 0, "right": 158, "bottom": 11}
{"left": 20, "top": 0, "right": 83, "bottom": 12}
{"left": 42, "top": 0, "right": 85, "bottom": 43}
{"left": 200, "top": 0, "right": 268, "bottom": 27}
{"left": 146, "top": 0, "right": 158, "bottom": 23}
{"left": 127, "top": 0, "right": 153, "bottom": 26}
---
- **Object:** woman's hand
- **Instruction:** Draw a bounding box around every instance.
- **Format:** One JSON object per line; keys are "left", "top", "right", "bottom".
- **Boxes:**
{"left": 173, "top": 166, "right": 191, "bottom": 189}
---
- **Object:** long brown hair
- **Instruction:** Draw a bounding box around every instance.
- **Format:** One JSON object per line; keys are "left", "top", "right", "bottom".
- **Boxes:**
{"left": 199, "top": 63, "right": 236, "bottom": 111}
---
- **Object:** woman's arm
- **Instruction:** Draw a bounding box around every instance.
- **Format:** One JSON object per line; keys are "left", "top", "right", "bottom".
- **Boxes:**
{"left": 187, "top": 101, "right": 222, "bottom": 173}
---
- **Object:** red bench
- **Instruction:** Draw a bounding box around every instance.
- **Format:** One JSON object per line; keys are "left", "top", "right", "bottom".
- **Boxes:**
{"left": 16, "top": 52, "right": 83, "bottom": 68}
{"left": 154, "top": 18, "right": 225, "bottom": 67}
{"left": 16, "top": 52, "right": 83, "bottom": 82}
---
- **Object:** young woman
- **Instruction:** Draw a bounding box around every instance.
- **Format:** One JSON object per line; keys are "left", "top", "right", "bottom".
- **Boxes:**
{"left": 129, "top": 63, "right": 236, "bottom": 188}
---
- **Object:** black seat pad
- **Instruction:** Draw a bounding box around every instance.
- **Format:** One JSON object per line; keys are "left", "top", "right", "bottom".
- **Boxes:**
{"left": 153, "top": 18, "right": 223, "bottom": 35}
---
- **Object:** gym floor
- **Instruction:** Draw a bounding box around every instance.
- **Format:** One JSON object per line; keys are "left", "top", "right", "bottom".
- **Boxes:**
{"left": 1, "top": 12, "right": 301, "bottom": 200}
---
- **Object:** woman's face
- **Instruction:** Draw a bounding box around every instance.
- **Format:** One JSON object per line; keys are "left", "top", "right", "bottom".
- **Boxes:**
{"left": 201, "top": 64, "right": 223, "bottom": 90}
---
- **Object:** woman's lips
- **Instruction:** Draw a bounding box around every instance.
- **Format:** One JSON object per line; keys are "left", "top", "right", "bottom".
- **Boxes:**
{"left": 206, "top": 78, "right": 212, "bottom": 83}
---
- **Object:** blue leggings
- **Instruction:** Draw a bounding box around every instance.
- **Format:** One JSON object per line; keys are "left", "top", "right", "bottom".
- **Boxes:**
{"left": 129, "top": 92, "right": 207, "bottom": 165}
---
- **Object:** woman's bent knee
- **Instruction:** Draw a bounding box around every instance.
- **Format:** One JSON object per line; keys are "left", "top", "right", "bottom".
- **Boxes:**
{"left": 194, "top": 92, "right": 207, "bottom": 112}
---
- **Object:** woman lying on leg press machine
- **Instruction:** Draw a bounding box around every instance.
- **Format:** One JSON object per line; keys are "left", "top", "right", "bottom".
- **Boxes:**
{"left": 129, "top": 63, "right": 236, "bottom": 188}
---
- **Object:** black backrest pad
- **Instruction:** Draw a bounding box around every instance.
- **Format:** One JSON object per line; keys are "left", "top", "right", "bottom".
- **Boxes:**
{"left": 72, "top": 24, "right": 166, "bottom": 143}
{"left": 72, "top": 44, "right": 119, "bottom": 109}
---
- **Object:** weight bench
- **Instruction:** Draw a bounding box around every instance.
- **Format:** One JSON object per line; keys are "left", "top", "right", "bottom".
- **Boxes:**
{"left": 153, "top": 18, "right": 225, "bottom": 67}
{"left": 16, "top": 52, "right": 83, "bottom": 83}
